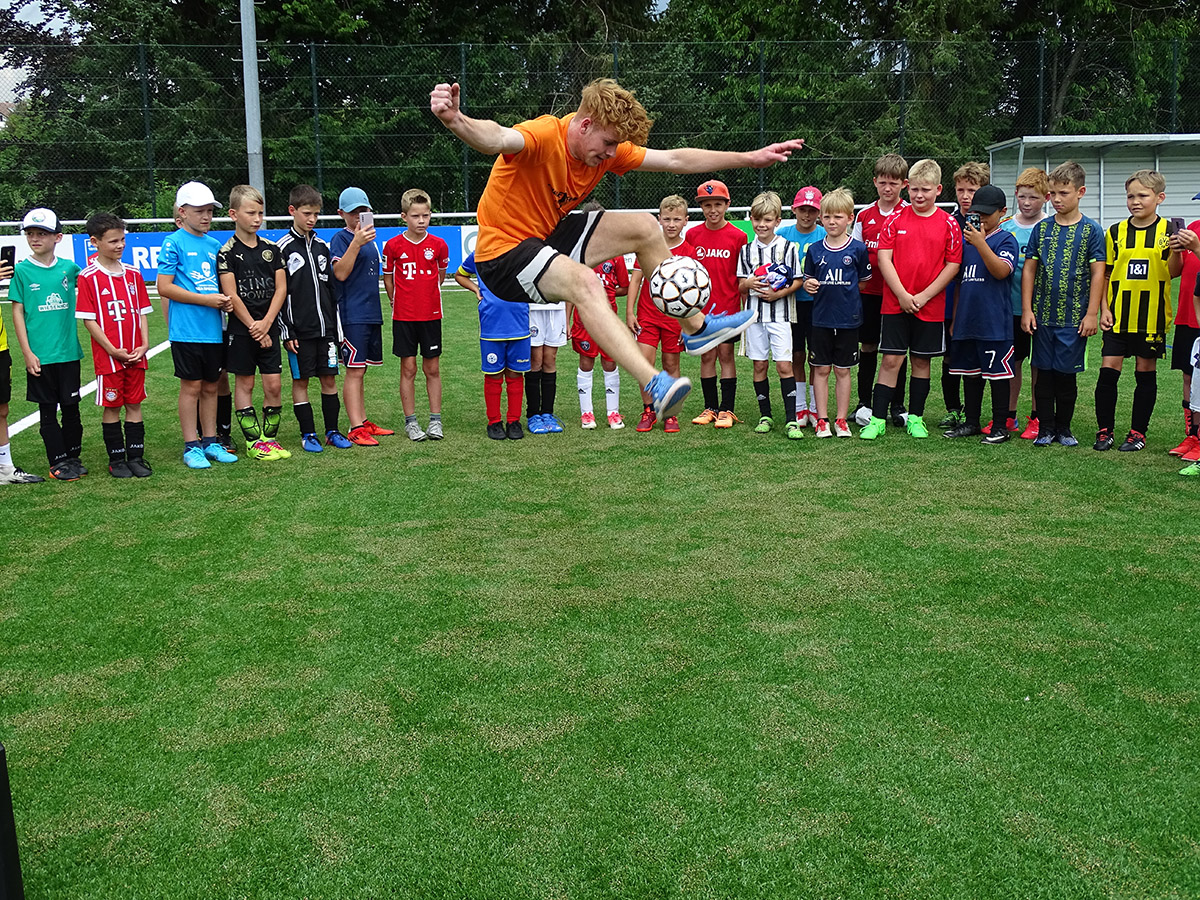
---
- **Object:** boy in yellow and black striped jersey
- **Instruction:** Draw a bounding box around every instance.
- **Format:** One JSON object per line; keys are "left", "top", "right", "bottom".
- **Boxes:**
{"left": 1093, "top": 170, "right": 1184, "bottom": 452}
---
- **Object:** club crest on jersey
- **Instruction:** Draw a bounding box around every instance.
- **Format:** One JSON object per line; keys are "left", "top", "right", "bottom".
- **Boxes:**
{"left": 62, "top": 275, "right": 71, "bottom": 289}
{"left": 261, "top": 249, "right": 274, "bottom": 262}
{"left": 602, "top": 261, "right": 613, "bottom": 273}
{"left": 318, "top": 256, "right": 328, "bottom": 271}
{"left": 424, "top": 247, "right": 435, "bottom": 260}
{"left": 843, "top": 256, "right": 854, "bottom": 266}
{"left": 486, "top": 352, "right": 498, "bottom": 365}
{"left": 105, "top": 388, "right": 118, "bottom": 402}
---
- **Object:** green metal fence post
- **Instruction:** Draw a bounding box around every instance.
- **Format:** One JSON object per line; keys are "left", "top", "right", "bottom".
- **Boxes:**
{"left": 310, "top": 44, "right": 323, "bottom": 194}
{"left": 613, "top": 42, "right": 621, "bottom": 208}
{"left": 897, "top": 41, "right": 908, "bottom": 159}
{"left": 461, "top": 43, "right": 470, "bottom": 210}
{"left": 1171, "top": 38, "right": 1180, "bottom": 133}
{"left": 137, "top": 43, "right": 157, "bottom": 218}
{"left": 758, "top": 40, "right": 766, "bottom": 193}
{"left": 1037, "top": 38, "right": 1045, "bottom": 135}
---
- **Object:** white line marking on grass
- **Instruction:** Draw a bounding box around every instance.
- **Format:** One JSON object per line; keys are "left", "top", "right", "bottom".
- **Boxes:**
{"left": 9, "top": 341, "right": 172, "bottom": 436}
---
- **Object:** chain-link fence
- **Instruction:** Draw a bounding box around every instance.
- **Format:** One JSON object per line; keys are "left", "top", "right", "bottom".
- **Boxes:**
{"left": 1, "top": 39, "right": 1198, "bottom": 220}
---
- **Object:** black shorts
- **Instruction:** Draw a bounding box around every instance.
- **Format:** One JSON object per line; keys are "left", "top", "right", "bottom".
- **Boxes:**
{"left": 26, "top": 359, "right": 82, "bottom": 405}
{"left": 172, "top": 341, "right": 224, "bottom": 382}
{"left": 341, "top": 323, "right": 384, "bottom": 367}
{"left": 790, "top": 303, "right": 814, "bottom": 356}
{"left": 225, "top": 332, "right": 282, "bottom": 376}
{"left": 860, "top": 292, "right": 883, "bottom": 346}
{"left": 393, "top": 319, "right": 443, "bottom": 358}
{"left": 1101, "top": 330, "right": 1165, "bottom": 361}
{"left": 1171, "top": 324, "right": 1200, "bottom": 371}
{"left": 476, "top": 210, "right": 603, "bottom": 305}
{"left": 1012, "top": 315, "right": 1031, "bottom": 362}
{"left": 0, "top": 349, "right": 10, "bottom": 406}
{"left": 809, "top": 326, "right": 860, "bottom": 368}
{"left": 287, "top": 336, "right": 340, "bottom": 379}
{"left": 879, "top": 313, "right": 946, "bottom": 358}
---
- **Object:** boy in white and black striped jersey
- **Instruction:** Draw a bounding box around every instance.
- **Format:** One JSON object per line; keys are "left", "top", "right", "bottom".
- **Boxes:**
{"left": 736, "top": 191, "right": 802, "bottom": 437}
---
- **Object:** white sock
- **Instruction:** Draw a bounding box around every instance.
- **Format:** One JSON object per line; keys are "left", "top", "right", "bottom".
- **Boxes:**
{"left": 577, "top": 368, "right": 594, "bottom": 416}
{"left": 808, "top": 383, "right": 819, "bottom": 412}
{"left": 796, "top": 381, "right": 809, "bottom": 412}
{"left": 0, "top": 443, "right": 11, "bottom": 467}
{"left": 603, "top": 369, "right": 620, "bottom": 415}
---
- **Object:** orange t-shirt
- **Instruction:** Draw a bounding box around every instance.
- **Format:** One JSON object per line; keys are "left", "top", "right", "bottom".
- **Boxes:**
{"left": 474, "top": 113, "right": 647, "bottom": 261}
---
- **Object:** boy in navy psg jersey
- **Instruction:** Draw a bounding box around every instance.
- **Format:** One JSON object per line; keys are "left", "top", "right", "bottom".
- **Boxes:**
{"left": 332, "top": 186, "right": 394, "bottom": 446}
{"left": 944, "top": 185, "right": 1021, "bottom": 443}
{"left": 802, "top": 188, "right": 871, "bottom": 437}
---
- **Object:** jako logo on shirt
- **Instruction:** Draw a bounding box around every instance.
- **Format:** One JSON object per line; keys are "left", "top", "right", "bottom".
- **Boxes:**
{"left": 693, "top": 247, "right": 731, "bottom": 260}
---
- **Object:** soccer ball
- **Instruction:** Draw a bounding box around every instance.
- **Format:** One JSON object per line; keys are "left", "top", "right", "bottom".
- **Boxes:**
{"left": 649, "top": 255, "right": 711, "bottom": 318}
{"left": 755, "top": 262, "right": 793, "bottom": 291}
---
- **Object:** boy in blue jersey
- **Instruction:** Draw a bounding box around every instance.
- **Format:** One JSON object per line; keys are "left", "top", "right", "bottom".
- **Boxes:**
{"left": 943, "top": 185, "right": 1021, "bottom": 443}
{"left": 331, "top": 186, "right": 393, "bottom": 446}
{"left": 801, "top": 188, "right": 871, "bottom": 437}
{"left": 455, "top": 252, "right": 531, "bottom": 439}
{"left": 995, "top": 167, "right": 1049, "bottom": 438}
{"left": 1020, "top": 161, "right": 1106, "bottom": 447}
{"left": 777, "top": 186, "right": 826, "bottom": 426}
{"left": 155, "top": 182, "right": 239, "bottom": 469}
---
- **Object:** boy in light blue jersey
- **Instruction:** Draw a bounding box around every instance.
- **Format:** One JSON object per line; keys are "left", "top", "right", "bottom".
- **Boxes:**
{"left": 156, "top": 181, "right": 238, "bottom": 469}
{"left": 455, "top": 252, "right": 531, "bottom": 439}
{"left": 777, "top": 186, "right": 827, "bottom": 425}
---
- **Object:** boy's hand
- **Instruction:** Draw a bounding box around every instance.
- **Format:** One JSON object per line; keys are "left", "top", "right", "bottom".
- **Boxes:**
{"left": 962, "top": 220, "right": 984, "bottom": 247}
{"left": 25, "top": 353, "right": 41, "bottom": 376}
{"left": 1099, "top": 306, "right": 1114, "bottom": 331}
{"left": 285, "top": 339, "right": 299, "bottom": 353}
{"left": 214, "top": 293, "right": 234, "bottom": 312}
{"left": 1021, "top": 310, "right": 1037, "bottom": 335}
{"left": 0, "top": 262, "right": 12, "bottom": 280}
{"left": 248, "top": 319, "right": 268, "bottom": 342}
{"left": 430, "top": 83, "right": 461, "bottom": 124}
{"left": 802, "top": 277, "right": 820, "bottom": 295}
{"left": 353, "top": 222, "right": 377, "bottom": 246}
{"left": 1079, "top": 312, "right": 1099, "bottom": 337}
{"left": 126, "top": 344, "right": 148, "bottom": 365}
{"left": 1176, "top": 228, "right": 1199, "bottom": 254}
{"left": 898, "top": 290, "right": 919, "bottom": 314}
{"left": 258, "top": 334, "right": 272, "bottom": 349}
{"left": 759, "top": 286, "right": 784, "bottom": 302}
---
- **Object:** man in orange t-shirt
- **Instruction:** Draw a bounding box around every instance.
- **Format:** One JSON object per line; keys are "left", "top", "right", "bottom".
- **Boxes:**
{"left": 430, "top": 78, "right": 804, "bottom": 422}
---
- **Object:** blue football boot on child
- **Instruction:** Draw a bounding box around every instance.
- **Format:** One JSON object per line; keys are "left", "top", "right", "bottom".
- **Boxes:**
{"left": 203, "top": 442, "right": 238, "bottom": 463}
{"left": 301, "top": 432, "right": 324, "bottom": 453}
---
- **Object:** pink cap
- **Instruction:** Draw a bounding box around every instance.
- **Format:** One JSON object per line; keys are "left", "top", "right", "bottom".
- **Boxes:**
{"left": 792, "top": 186, "right": 822, "bottom": 209}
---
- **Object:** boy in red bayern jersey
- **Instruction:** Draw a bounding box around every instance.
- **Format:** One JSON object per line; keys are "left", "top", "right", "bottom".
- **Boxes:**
{"left": 689, "top": 179, "right": 749, "bottom": 428}
{"left": 1167, "top": 195, "right": 1200, "bottom": 459}
{"left": 628, "top": 195, "right": 693, "bottom": 433}
{"left": 569, "top": 253, "right": 630, "bottom": 429}
{"left": 860, "top": 158, "right": 963, "bottom": 440}
{"left": 429, "top": 78, "right": 803, "bottom": 423}
{"left": 76, "top": 213, "right": 154, "bottom": 477}
{"left": 383, "top": 188, "right": 450, "bottom": 442}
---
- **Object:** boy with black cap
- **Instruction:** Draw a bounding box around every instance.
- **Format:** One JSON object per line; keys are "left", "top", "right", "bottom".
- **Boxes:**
{"left": 943, "top": 184, "right": 1021, "bottom": 443}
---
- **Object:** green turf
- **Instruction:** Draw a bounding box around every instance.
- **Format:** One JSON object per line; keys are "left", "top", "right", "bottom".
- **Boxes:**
{"left": 1, "top": 290, "right": 1198, "bottom": 899}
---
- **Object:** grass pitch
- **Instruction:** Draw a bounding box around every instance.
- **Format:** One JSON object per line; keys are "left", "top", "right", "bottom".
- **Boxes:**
{"left": 1, "top": 289, "right": 1198, "bottom": 899}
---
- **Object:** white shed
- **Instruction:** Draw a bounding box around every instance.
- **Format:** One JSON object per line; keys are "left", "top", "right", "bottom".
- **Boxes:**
{"left": 986, "top": 134, "right": 1200, "bottom": 226}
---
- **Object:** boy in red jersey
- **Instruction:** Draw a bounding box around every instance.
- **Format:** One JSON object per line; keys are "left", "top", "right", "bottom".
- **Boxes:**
{"left": 629, "top": 195, "right": 692, "bottom": 433}
{"left": 688, "top": 179, "right": 749, "bottom": 427}
{"left": 76, "top": 213, "right": 154, "bottom": 477}
{"left": 852, "top": 153, "right": 909, "bottom": 426}
{"left": 383, "top": 188, "right": 450, "bottom": 441}
{"left": 1168, "top": 195, "right": 1200, "bottom": 458}
{"left": 860, "top": 158, "right": 963, "bottom": 439}
{"left": 570, "top": 234, "right": 629, "bottom": 429}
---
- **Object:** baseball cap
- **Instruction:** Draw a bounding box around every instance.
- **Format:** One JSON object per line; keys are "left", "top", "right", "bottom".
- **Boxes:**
{"left": 695, "top": 180, "right": 730, "bottom": 203}
{"left": 792, "top": 187, "right": 822, "bottom": 209}
{"left": 969, "top": 184, "right": 1007, "bottom": 215}
{"left": 21, "top": 208, "right": 61, "bottom": 233}
{"left": 338, "top": 187, "right": 371, "bottom": 212}
{"left": 175, "top": 181, "right": 222, "bottom": 209}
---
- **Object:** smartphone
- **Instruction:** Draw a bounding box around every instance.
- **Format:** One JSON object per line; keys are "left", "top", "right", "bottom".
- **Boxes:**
{"left": 358, "top": 211, "right": 374, "bottom": 229}
{"left": 1167, "top": 217, "right": 1185, "bottom": 236}
{"left": 966, "top": 213, "right": 982, "bottom": 231}
{"left": 0, "top": 245, "right": 15, "bottom": 275}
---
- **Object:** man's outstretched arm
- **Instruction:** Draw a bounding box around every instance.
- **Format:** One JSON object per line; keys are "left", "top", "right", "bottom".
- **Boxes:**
{"left": 430, "top": 82, "right": 525, "bottom": 156}
{"left": 637, "top": 141, "right": 805, "bottom": 174}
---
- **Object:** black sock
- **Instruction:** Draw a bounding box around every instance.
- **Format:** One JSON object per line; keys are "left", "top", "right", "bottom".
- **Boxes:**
{"left": 1055, "top": 372, "right": 1078, "bottom": 430}
{"left": 294, "top": 401, "right": 316, "bottom": 435}
{"left": 781, "top": 377, "right": 797, "bottom": 423}
{"left": 909, "top": 376, "right": 931, "bottom": 417}
{"left": 892, "top": 357, "right": 908, "bottom": 409}
{"left": 701, "top": 376, "right": 719, "bottom": 410}
{"left": 1131, "top": 369, "right": 1157, "bottom": 435}
{"left": 125, "top": 420, "right": 145, "bottom": 460}
{"left": 320, "top": 392, "right": 341, "bottom": 434}
{"left": 102, "top": 421, "right": 125, "bottom": 463}
{"left": 871, "top": 382, "right": 895, "bottom": 421}
{"left": 990, "top": 379, "right": 1009, "bottom": 429}
{"left": 262, "top": 406, "right": 281, "bottom": 439}
{"left": 942, "top": 369, "right": 962, "bottom": 412}
{"left": 216, "top": 393, "right": 232, "bottom": 439}
{"left": 858, "top": 350, "right": 878, "bottom": 409}
{"left": 237, "top": 406, "right": 261, "bottom": 441}
{"left": 719, "top": 377, "right": 737, "bottom": 412}
{"left": 1035, "top": 369, "right": 1057, "bottom": 431}
{"left": 61, "top": 402, "right": 82, "bottom": 459}
{"left": 962, "top": 376, "right": 984, "bottom": 426}
{"left": 754, "top": 379, "right": 772, "bottom": 418}
{"left": 542, "top": 371, "right": 557, "bottom": 415}
{"left": 39, "top": 403, "right": 66, "bottom": 465}
{"left": 525, "top": 371, "right": 542, "bottom": 418}
{"left": 1008, "top": 408, "right": 1018, "bottom": 423}
{"left": 1095, "top": 366, "right": 1120, "bottom": 432}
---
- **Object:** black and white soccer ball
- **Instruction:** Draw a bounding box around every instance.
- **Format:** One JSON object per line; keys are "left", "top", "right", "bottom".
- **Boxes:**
{"left": 649, "top": 256, "right": 711, "bottom": 318}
